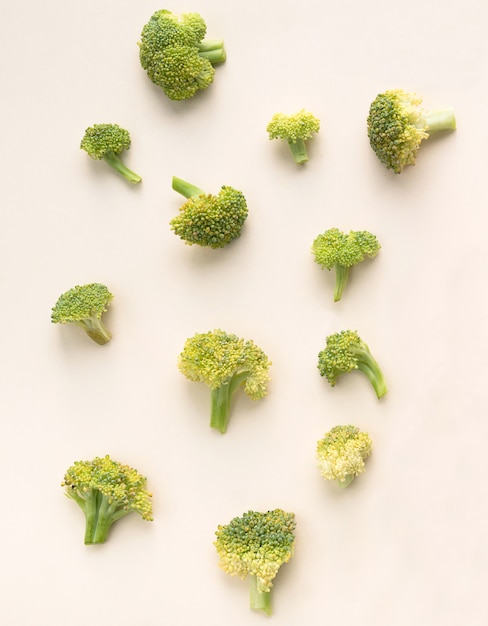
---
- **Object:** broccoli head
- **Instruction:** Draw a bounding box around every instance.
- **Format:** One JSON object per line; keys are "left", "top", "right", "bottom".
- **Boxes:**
{"left": 316, "top": 425, "right": 373, "bottom": 488}
{"left": 214, "top": 509, "right": 296, "bottom": 615}
{"left": 80, "top": 123, "right": 142, "bottom": 184}
{"left": 51, "top": 283, "right": 113, "bottom": 345}
{"left": 312, "top": 228, "right": 381, "bottom": 301}
{"left": 318, "top": 330, "right": 387, "bottom": 399}
{"left": 267, "top": 109, "right": 320, "bottom": 164}
{"left": 178, "top": 329, "right": 271, "bottom": 434}
{"left": 170, "top": 176, "right": 248, "bottom": 248}
{"left": 62, "top": 455, "right": 153, "bottom": 544}
{"left": 138, "top": 10, "right": 226, "bottom": 101}
{"left": 367, "top": 89, "right": 456, "bottom": 173}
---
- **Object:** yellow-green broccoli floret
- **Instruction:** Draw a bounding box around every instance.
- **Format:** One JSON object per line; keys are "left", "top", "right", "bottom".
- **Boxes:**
{"left": 214, "top": 509, "right": 296, "bottom": 615}
{"left": 80, "top": 123, "right": 142, "bottom": 184}
{"left": 170, "top": 176, "right": 248, "bottom": 249}
{"left": 316, "top": 425, "right": 373, "bottom": 488}
{"left": 367, "top": 89, "right": 456, "bottom": 173}
{"left": 312, "top": 228, "right": 381, "bottom": 301}
{"left": 318, "top": 330, "right": 387, "bottom": 399}
{"left": 62, "top": 455, "right": 153, "bottom": 545}
{"left": 178, "top": 329, "right": 271, "bottom": 433}
{"left": 51, "top": 283, "right": 113, "bottom": 345}
{"left": 267, "top": 109, "right": 320, "bottom": 164}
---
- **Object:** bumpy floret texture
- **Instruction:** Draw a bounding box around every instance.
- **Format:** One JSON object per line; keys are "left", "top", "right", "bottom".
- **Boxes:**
{"left": 317, "top": 425, "right": 372, "bottom": 486}
{"left": 214, "top": 509, "right": 296, "bottom": 592}
{"left": 267, "top": 109, "right": 320, "bottom": 142}
{"left": 312, "top": 228, "right": 380, "bottom": 270}
{"left": 139, "top": 10, "right": 206, "bottom": 56}
{"left": 170, "top": 187, "right": 248, "bottom": 248}
{"left": 178, "top": 329, "right": 271, "bottom": 399}
{"left": 318, "top": 330, "right": 366, "bottom": 385}
{"left": 80, "top": 124, "right": 131, "bottom": 160}
{"left": 51, "top": 283, "right": 113, "bottom": 324}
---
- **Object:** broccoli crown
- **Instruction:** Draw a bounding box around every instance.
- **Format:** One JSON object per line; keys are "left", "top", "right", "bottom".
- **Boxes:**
{"left": 312, "top": 228, "right": 380, "bottom": 270}
{"left": 267, "top": 110, "right": 320, "bottom": 142}
{"left": 51, "top": 283, "right": 113, "bottom": 324}
{"left": 316, "top": 425, "right": 372, "bottom": 487}
{"left": 170, "top": 186, "right": 248, "bottom": 248}
{"left": 214, "top": 509, "right": 296, "bottom": 593}
{"left": 139, "top": 10, "right": 206, "bottom": 56}
{"left": 80, "top": 124, "right": 131, "bottom": 160}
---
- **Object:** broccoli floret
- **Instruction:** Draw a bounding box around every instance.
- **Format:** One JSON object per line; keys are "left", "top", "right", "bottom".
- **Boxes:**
{"left": 318, "top": 330, "right": 387, "bottom": 399}
{"left": 214, "top": 509, "right": 296, "bottom": 615}
{"left": 138, "top": 10, "right": 226, "bottom": 101}
{"left": 51, "top": 283, "right": 113, "bottom": 345}
{"left": 62, "top": 455, "right": 153, "bottom": 544}
{"left": 312, "top": 228, "right": 381, "bottom": 302}
{"left": 316, "top": 425, "right": 373, "bottom": 488}
{"left": 178, "top": 329, "right": 271, "bottom": 434}
{"left": 267, "top": 109, "right": 320, "bottom": 164}
{"left": 367, "top": 89, "right": 456, "bottom": 173}
{"left": 170, "top": 176, "right": 248, "bottom": 248}
{"left": 80, "top": 123, "right": 142, "bottom": 184}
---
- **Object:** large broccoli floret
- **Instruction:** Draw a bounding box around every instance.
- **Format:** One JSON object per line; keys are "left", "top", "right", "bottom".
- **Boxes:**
{"left": 178, "top": 329, "right": 271, "bottom": 433}
{"left": 367, "top": 89, "right": 456, "bottom": 173}
{"left": 80, "top": 123, "right": 142, "bottom": 184}
{"left": 170, "top": 176, "right": 248, "bottom": 248}
{"left": 316, "top": 425, "right": 373, "bottom": 488}
{"left": 318, "top": 330, "right": 387, "bottom": 399}
{"left": 138, "top": 10, "right": 226, "bottom": 101}
{"left": 267, "top": 109, "right": 320, "bottom": 164}
{"left": 312, "top": 228, "right": 381, "bottom": 301}
{"left": 51, "top": 283, "right": 113, "bottom": 345}
{"left": 214, "top": 509, "right": 296, "bottom": 615}
{"left": 62, "top": 455, "right": 153, "bottom": 544}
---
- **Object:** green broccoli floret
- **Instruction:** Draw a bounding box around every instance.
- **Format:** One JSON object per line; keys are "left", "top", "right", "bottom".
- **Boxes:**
{"left": 51, "top": 283, "right": 113, "bottom": 345}
{"left": 62, "top": 455, "right": 153, "bottom": 545}
{"left": 80, "top": 123, "right": 142, "bottom": 184}
{"left": 138, "top": 10, "right": 226, "bottom": 101}
{"left": 316, "top": 425, "right": 373, "bottom": 488}
{"left": 178, "top": 329, "right": 271, "bottom": 434}
{"left": 170, "top": 176, "right": 248, "bottom": 248}
{"left": 312, "top": 228, "right": 381, "bottom": 302}
{"left": 214, "top": 509, "right": 296, "bottom": 615}
{"left": 318, "top": 330, "right": 387, "bottom": 399}
{"left": 267, "top": 109, "right": 320, "bottom": 164}
{"left": 367, "top": 89, "right": 456, "bottom": 173}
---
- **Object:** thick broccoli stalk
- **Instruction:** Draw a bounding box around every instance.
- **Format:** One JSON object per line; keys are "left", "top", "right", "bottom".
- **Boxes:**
{"left": 214, "top": 509, "right": 296, "bottom": 615}
{"left": 318, "top": 330, "right": 387, "bottom": 399}
{"left": 312, "top": 228, "right": 381, "bottom": 301}
{"left": 51, "top": 283, "right": 114, "bottom": 345}
{"left": 367, "top": 89, "right": 456, "bottom": 173}
{"left": 80, "top": 124, "right": 142, "bottom": 184}
{"left": 170, "top": 176, "right": 248, "bottom": 248}
{"left": 316, "top": 425, "right": 373, "bottom": 488}
{"left": 178, "top": 329, "right": 271, "bottom": 433}
{"left": 62, "top": 455, "right": 153, "bottom": 544}
{"left": 267, "top": 109, "right": 320, "bottom": 164}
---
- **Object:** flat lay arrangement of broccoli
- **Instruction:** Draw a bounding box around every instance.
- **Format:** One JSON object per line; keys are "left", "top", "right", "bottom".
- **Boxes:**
{"left": 367, "top": 89, "right": 456, "bottom": 173}
{"left": 62, "top": 455, "right": 153, "bottom": 545}
{"left": 214, "top": 509, "right": 296, "bottom": 615}
{"left": 51, "top": 283, "right": 114, "bottom": 345}
{"left": 138, "top": 9, "right": 226, "bottom": 101}
{"left": 80, "top": 123, "right": 142, "bottom": 184}
{"left": 316, "top": 425, "right": 373, "bottom": 488}
{"left": 267, "top": 109, "right": 320, "bottom": 164}
{"left": 312, "top": 228, "right": 381, "bottom": 302}
{"left": 170, "top": 176, "right": 248, "bottom": 248}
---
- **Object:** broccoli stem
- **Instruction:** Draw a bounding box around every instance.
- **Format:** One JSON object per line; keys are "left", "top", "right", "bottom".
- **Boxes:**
{"left": 77, "top": 317, "right": 112, "bottom": 345}
{"left": 287, "top": 139, "right": 308, "bottom": 164}
{"left": 102, "top": 152, "right": 142, "bottom": 184}
{"left": 197, "top": 40, "right": 226, "bottom": 64}
{"left": 338, "top": 474, "right": 355, "bottom": 488}
{"left": 423, "top": 108, "right": 456, "bottom": 133}
{"left": 172, "top": 176, "right": 205, "bottom": 199}
{"left": 83, "top": 492, "right": 129, "bottom": 544}
{"left": 249, "top": 576, "right": 272, "bottom": 615}
{"left": 356, "top": 350, "right": 388, "bottom": 399}
{"left": 210, "top": 371, "right": 250, "bottom": 433}
{"left": 334, "top": 265, "right": 350, "bottom": 302}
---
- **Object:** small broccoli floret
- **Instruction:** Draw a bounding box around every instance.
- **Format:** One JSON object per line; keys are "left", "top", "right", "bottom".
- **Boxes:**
{"left": 62, "top": 455, "right": 153, "bottom": 545}
{"left": 318, "top": 330, "right": 387, "bottom": 399}
{"left": 138, "top": 10, "right": 226, "bottom": 101}
{"left": 51, "top": 283, "right": 113, "bottom": 345}
{"left": 367, "top": 89, "right": 456, "bottom": 173}
{"left": 214, "top": 509, "right": 296, "bottom": 615}
{"left": 170, "top": 176, "right": 248, "bottom": 248}
{"left": 312, "top": 228, "right": 381, "bottom": 301}
{"left": 178, "top": 329, "right": 271, "bottom": 433}
{"left": 316, "top": 425, "right": 373, "bottom": 488}
{"left": 80, "top": 123, "right": 142, "bottom": 184}
{"left": 267, "top": 109, "right": 320, "bottom": 164}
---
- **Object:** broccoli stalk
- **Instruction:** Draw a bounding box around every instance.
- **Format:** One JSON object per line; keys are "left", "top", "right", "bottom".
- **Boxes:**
{"left": 172, "top": 176, "right": 204, "bottom": 198}
{"left": 249, "top": 575, "right": 272, "bottom": 615}
{"left": 196, "top": 39, "right": 226, "bottom": 63}
{"left": 101, "top": 151, "right": 142, "bottom": 185}
{"left": 78, "top": 489, "right": 132, "bottom": 544}
{"left": 210, "top": 371, "right": 250, "bottom": 434}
